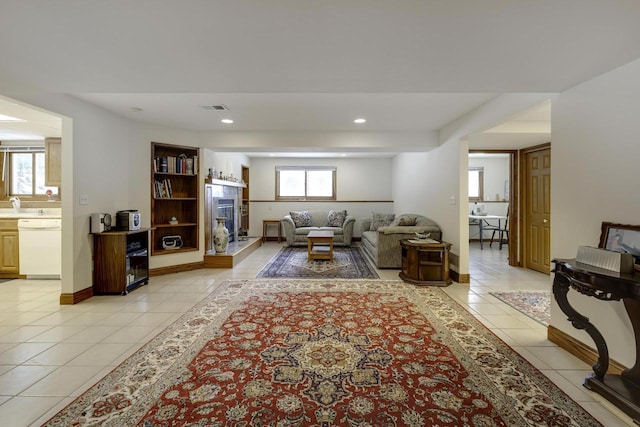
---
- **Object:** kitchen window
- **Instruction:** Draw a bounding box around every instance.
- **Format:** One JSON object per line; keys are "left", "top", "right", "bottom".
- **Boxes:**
{"left": 3, "top": 150, "right": 59, "bottom": 198}
{"left": 276, "top": 166, "right": 336, "bottom": 200}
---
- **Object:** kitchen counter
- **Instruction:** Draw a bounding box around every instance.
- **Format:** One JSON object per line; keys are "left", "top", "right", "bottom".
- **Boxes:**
{"left": 0, "top": 209, "right": 61, "bottom": 219}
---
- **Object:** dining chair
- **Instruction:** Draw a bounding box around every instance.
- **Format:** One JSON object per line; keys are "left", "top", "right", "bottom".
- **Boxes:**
{"left": 490, "top": 205, "right": 509, "bottom": 250}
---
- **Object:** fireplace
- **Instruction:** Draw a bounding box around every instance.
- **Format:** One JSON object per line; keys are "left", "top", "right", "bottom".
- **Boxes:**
{"left": 206, "top": 182, "right": 243, "bottom": 253}
{"left": 216, "top": 198, "right": 235, "bottom": 242}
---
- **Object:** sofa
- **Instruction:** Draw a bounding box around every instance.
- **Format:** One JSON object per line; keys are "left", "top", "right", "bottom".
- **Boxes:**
{"left": 282, "top": 209, "right": 356, "bottom": 246}
{"left": 361, "top": 213, "right": 442, "bottom": 268}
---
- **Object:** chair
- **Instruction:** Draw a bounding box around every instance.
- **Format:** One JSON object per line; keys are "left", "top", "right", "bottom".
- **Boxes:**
{"left": 490, "top": 205, "right": 509, "bottom": 250}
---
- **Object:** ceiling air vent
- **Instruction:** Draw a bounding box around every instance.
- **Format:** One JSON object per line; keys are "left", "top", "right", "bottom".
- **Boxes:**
{"left": 201, "top": 105, "right": 229, "bottom": 111}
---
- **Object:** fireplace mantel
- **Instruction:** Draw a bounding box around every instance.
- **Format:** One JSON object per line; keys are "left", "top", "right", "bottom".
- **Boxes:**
{"left": 206, "top": 178, "right": 247, "bottom": 188}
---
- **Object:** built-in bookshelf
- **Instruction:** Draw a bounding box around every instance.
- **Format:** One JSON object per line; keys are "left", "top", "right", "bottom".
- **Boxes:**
{"left": 150, "top": 142, "right": 200, "bottom": 255}
{"left": 241, "top": 165, "right": 250, "bottom": 232}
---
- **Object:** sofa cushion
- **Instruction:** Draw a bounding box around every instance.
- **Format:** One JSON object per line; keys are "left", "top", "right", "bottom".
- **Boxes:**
{"left": 294, "top": 226, "right": 344, "bottom": 235}
{"left": 390, "top": 215, "right": 417, "bottom": 226}
{"left": 370, "top": 212, "right": 395, "bottom": 231}
{"left": 327, "top": 209, "right": 347, "bottom": 227}
{"left": 290, "top": 210, "right": 312, "bottom": 227}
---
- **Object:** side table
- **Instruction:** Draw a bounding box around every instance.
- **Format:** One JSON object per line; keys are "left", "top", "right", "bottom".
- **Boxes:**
{"left": 399, "top": 239, "right": 452, "bottom": 286}
{"left": 262, "top": 220, "right": 282, "bottom": 243}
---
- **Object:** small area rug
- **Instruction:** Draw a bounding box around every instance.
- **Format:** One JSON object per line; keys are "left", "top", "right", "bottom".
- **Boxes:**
{"left": 256, "top": 246, "right": 379, "bottom": 279}
{"left": 44, "top": 279, "right": 600, "bottom": 426}
{"left": 490, "top": 290, "right": 551, "bottom": 326}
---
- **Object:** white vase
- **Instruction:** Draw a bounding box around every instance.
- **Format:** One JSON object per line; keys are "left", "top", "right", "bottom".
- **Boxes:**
{"left": 213, "top": 217, "right": 229, "bottom": 253}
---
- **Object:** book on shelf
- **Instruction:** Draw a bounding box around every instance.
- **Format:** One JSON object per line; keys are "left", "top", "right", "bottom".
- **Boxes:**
{"left": 154, "top": 178, "right": 173, "bottom": 198}
{"left": 154, "top": 154, "right": 197, "bottom": 175}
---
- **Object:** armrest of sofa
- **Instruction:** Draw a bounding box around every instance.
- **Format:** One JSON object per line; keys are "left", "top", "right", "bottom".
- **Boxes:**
{"left": 342, "top": 215, "right": 356, "bottom": 245}
{"left": 281, "top": 215, "right": 296, "bottom": 246}
{"left": 360, "top": 218, "right": 372, "bottom": 234}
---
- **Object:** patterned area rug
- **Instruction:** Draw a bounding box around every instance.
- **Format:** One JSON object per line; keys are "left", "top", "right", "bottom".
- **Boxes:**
{"left": 490, "top": 290, "right": 551, "bottom": 326}
{"left": 44, "top": 280, "right": 601, "bottom": 426}
{"left": 257, "top": 246, "right": 379, "bottom": 279}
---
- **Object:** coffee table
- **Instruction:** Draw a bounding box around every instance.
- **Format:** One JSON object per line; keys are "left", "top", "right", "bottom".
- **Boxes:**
{"left": 307, "top": 230, "right": 334, "bottom": 261}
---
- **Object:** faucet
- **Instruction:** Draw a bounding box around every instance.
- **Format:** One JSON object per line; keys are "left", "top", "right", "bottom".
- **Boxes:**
{"left": 9, "top": 197, "right": 20, "bottom": 213}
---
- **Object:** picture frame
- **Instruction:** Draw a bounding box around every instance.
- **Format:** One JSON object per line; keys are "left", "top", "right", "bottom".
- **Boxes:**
{"left": 599, "top": 222, "right": 640, "bottom": 268}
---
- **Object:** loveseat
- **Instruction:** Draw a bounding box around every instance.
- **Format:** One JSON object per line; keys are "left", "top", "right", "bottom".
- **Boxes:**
{"left": 361, "top": 213, "right": 442, "bottom": 268}
{"left": 282, "top": 209, "right": 356, "bottom": 246}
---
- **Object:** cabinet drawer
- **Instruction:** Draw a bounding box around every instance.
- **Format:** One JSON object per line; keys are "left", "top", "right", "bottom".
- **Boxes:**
{"left": 0, "top": 219, "right": 18, "bottom": 230}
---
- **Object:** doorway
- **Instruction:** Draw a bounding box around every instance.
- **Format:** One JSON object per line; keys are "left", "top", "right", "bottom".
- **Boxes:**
{"left": 521, "top": 144, "right": 551, "bottom": 274}
{"left": 468, "top": 150, "right": 518, "bottom": 267}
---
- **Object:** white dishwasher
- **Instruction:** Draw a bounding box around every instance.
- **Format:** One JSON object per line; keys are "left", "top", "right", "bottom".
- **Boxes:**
{"left": 18, "top": 218, "right": 62, "bottom": 278}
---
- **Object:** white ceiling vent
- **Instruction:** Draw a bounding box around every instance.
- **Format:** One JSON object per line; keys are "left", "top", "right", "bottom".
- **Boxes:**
{"left": 200, "top": 105, "right": 229, "bottom": 111}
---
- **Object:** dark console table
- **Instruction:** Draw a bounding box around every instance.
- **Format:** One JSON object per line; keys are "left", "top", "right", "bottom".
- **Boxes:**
{"left": 552, "top": 258, "right": 640, "bottom": 423}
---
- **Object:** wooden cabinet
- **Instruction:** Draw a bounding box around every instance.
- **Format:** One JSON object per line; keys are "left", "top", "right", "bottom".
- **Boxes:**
{"left": 151, "top": 142, "right": 200, "bottom": 255}
{"left": 45, "top": 137, "right": 62, "bottom": 186}
{"left": 399, "top": 239, "right": 452, "bottom": 286}
{"left": 92, "top": 229, "right": 149, "bottom": 295}
{"left": 0, "top": 219, "right": 19, "bottom": 275}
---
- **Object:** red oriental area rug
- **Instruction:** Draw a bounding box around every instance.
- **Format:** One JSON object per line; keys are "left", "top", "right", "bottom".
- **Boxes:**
{"left": 43, "top": 279, "right": 601, "bottom": 426}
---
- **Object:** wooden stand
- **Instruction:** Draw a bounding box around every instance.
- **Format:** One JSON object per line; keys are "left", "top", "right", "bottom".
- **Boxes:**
{"left": 262, "top": 220, "right": 282, "bottom": 243}
{"left": 399, "top": 240, "right": 452, "bottom": 286}
{"left": 553, "top": 258, "right": 640, "bottom": 424}
{"left": 92, "top": 229, "right": 149, "bottom": 295}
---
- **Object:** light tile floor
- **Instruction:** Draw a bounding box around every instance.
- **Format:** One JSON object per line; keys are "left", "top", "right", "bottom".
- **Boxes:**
{"left": 0, "top": 242, "right": 634, "bottom": 426}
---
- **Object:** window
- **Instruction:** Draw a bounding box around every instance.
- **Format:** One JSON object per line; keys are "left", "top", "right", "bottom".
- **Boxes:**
{"left": 468, "top": 167, "right": 484, "bottom": 202}
{"left": 6, "top": 151, "right": 59, "bottom": 197}
{"left": 276, "top": 166, "right": 336, "bottom": 200}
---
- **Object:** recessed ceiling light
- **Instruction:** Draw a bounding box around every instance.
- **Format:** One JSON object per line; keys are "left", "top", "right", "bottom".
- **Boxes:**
{"left": 0, "top": 114, "right": 25, "bottom": 122}
{"left": 221, "top": 119, "right": 234, "bottom": 124}
{"left": 354, "top": 118, "right": 366, "bottom": 124}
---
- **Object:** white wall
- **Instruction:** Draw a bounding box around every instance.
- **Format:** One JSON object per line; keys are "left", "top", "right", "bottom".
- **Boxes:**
{"left": 551, "top": 57, "right": 640, "bottom": 367}
{"left": 198, "top": 131, "right": 438, "bottom": 152}
{"left": 392, "top": 140, "right": 466, "bottom": 273}
{"left": 202, "top": 150, "right": 251, "bottom": 181}
{"left": 469, "top": 156, "right": 509, "bottom": 203}
{"left": 248, "top": 157, "right": 393, "bottom": 237}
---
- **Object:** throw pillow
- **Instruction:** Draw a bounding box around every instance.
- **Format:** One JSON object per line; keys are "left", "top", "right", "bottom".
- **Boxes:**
{"left": 290, "top": 211, "right": 312, "bottom": 227}
{"left": 370, "top": 212, "right": 395, "bottom": 231}
{"left": 326, "top": 210, "right": 347, "bottom": 227}
{"left": 390, "top": 216, "right": 418, "bottom": 226}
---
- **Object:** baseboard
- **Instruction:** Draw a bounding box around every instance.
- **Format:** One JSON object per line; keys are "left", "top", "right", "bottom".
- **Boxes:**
{"left": 150, "top": 262, "right": 205, "bottom": 277}
{"left": 456, "top": 270, "right": 471, "bottom": 283}
{"left": 547, "top": 325, "right": 626, "bottom": 375}
{"left": 60, "top": 286, "right": 94, "bottom": 305}
{"left": 450, "top": 269, "right": 470, "bottom": 283}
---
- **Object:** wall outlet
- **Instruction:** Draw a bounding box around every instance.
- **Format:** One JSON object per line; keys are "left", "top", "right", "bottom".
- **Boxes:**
{"left": 79, "top": 194, "right": 89, "bottom": 205}
{"left": 449, "top": 196, "right": 456, "bottom": 205}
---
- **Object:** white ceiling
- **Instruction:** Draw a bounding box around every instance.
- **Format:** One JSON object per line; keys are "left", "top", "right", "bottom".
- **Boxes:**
{"left": 1, "top": 1, "right": 639, "bottom": 153}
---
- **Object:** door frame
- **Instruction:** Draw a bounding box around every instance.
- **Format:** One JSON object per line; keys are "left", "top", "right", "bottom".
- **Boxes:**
{"left": 469, "top": 149, "right": 519, "bottom": 266}
{"left": 519, "top": 142, "right": 551, "bottom": 272}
